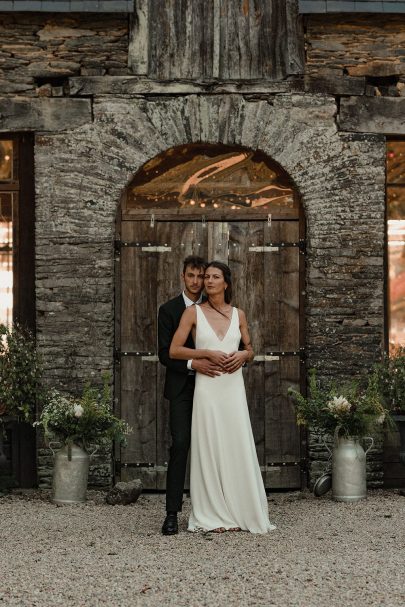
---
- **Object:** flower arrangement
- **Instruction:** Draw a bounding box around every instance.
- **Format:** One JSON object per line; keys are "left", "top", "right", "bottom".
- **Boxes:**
{"left": 374, "top": 347, "right": 405, "bottom": 413}
{"left": 34, "top": 374, "right": 131, "bottom": 448}
{"left": 0, "top": 323, "right": 46, "bottom": 423}
{"left": 289, "top": 369, "right": 389, "bottom": 438}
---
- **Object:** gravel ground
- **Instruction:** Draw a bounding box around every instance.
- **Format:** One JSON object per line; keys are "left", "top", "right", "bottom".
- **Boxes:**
{"left": 0, "top": 489, "right": 404, "bottom": 607}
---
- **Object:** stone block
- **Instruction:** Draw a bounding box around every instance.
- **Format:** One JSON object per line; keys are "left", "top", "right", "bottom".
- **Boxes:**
{"left": 0, "top": 98, "right": 92, "bottom": 131}
{"left": 105, "top": 479, "right": 143, "bottom": 505}
{"left": 340, "top": 97, "right": 405, "bottom": 135}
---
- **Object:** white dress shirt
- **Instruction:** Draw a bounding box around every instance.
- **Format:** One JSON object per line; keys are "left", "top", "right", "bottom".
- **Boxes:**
{"left": 182, "top": 291, "right": 202, "bottom": 370}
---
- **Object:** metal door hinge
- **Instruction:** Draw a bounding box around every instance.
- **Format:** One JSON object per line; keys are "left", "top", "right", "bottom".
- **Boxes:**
{"left": 115, "top": 462, "right": 155, "bottom": 473}
{"left": 249, "top": 246, "right": 279, "bottom": 252}
{"left": 141, "top": 245, "right": 171, "bottom": 253}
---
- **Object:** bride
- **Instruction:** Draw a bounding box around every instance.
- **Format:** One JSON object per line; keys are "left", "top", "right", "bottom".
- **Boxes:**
{"left": 169, "top": 260, "right": 276, "bottom": 534}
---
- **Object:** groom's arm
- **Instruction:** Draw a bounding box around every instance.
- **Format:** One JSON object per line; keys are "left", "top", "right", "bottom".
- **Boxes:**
{"left": 158, "top": 305, "right": 189, "bottom": 374}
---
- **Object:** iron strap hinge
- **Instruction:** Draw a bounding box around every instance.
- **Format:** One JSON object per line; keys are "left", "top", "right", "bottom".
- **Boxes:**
{"left": 249, "top": 240, "right": 306, "bottom": 252}
{"left": 254, "top": 349, "right": 305, "bottom": 360}
{"left": 114, "top": 240, "right": 171, "bottom": 253}
{"left": 114, "top": 350, "right": 158, "bottom": 362}
{"left": 268, "top": 459, "right": 307, "bottom": 470}
{"left": 115, "top": 462, "right": 155, "bottom": 473}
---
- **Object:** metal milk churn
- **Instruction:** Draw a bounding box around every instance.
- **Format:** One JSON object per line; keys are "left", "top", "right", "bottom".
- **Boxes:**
{"left": 332, "top": 436, "right": 373, "bottom": 502}
{"left": 51, "top": 443, "right": 90, "bottom": 504}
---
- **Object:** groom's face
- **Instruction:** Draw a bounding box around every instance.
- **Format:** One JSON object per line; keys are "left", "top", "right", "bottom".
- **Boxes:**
{"left": 182, "top": 264, "right": 205, "bottom": 300}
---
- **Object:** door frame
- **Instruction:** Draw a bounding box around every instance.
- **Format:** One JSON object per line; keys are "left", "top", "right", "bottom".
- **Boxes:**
{"left": 114, "top": 204, "right": 308, "bottom": 488}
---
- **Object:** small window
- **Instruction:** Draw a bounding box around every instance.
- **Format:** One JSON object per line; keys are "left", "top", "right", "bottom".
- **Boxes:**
{"left": 0, "top": 192, "right": 13, "bottom": 326}
{"left": 0, "top": 140, "right": 13, "bottom": 181}
{"left": 387, "top": 141, "right": 405, "bottom": 350}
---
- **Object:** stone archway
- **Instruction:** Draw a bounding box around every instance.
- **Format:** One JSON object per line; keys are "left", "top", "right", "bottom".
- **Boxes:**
{"left": 35, "top": 93, "right": 385, "bottom": 486}
{"left": 115, "top": 142, "right": 305, "bottom": 489}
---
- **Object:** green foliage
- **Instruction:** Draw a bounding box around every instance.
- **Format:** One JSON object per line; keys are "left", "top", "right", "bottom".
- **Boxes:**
{"left": 0, "top": 323, "right": 46, "bottom": 422}
{"left": 288, "top": 369, "right": 389, "bottom": 438}
{"left": 374, "top": 348, "right": 405, "bottom": 412}
{"left": 34, "top": 373, "right": 132, "bottom": 449}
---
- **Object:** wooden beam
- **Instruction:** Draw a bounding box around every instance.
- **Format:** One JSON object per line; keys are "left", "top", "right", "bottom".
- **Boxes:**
{"left": 69, "top": 75, "right": 300, "bottom": 96}
{"left": 0, "top": 98, "right": 92, "bottom": 131}
{"left": 339, "top": 96, "right": 405, "bottom": 135}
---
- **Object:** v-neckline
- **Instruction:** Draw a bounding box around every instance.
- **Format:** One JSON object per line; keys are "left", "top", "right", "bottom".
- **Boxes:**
{"left": 199, "top": 306, "right": 234, "bottom": 343}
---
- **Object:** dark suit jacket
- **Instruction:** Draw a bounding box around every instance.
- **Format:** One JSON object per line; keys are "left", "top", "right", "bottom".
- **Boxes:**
{"left": 158, "top": 294, "right": 195, "bottom": 401}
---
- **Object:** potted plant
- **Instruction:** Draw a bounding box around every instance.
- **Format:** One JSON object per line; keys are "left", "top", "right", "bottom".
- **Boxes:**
{"left": 0, "top": 323, "right": 46, "bottom": 424}
{"left": 34, "top": 373, "right": 131, "bottom": 504}
{"left": 374, "top": 349, "right": 405, "bottom": 469}
{"left": 0, "top": 323, "right": 45, "bottom": 490}
{"left": 289, "top": 370, "right": 390, "bottom": 501}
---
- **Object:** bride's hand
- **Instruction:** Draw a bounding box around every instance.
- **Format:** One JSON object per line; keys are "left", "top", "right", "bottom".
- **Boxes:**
{"left": 207, "top": 350, "right": 229, "bottom": 368}
{"left": 222, "top": 351, "right": 247, "bottom": 374}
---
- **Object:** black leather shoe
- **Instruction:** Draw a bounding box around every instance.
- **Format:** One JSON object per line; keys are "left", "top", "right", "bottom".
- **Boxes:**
{"left": 162, "top": 512, "right": 178, "bottom": 535}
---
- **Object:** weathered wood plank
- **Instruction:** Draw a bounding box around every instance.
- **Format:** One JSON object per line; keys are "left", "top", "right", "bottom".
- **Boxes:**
{"left": 0, "top": 98, "right": 91, "bottom": 131}
{"left": 119, "top": 221, "right": 158, "bottom": 489}
{"left": 127, "top": 0, "right": 304, "bottom": 81}
{"left": 219, "top": 0, "right": 305, "bottom": 80}
{"left": 128, "top": 0, "right": 149, "bottom": 75}
{"left": 340, "top": 97, "right": 405, "bottom": 135}
{"left": 228, "top": 221, "right": 266, "bottom": 464}
{"left": 69, "top": 75, "right": 297, "bottom": 95}
{"left": 279, "top": 222, "right": 300, "bottom": 352}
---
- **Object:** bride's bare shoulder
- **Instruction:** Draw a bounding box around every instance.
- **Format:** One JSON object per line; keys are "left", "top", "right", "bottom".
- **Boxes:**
{"left": 181, "top": 305, "right": 197, "bottom": 322}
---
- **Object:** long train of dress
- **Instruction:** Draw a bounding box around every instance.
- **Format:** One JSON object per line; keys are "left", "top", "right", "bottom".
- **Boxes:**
{"left": 188, "top": 305, "right": 276, "bottom": 533}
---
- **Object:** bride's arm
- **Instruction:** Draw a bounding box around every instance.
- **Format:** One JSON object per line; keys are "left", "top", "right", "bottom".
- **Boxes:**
{"left": 169, "top": 307, "right": 229, "bottom": 367}
{"left": 223, "top": 309, "right": 254, "bottom": 373}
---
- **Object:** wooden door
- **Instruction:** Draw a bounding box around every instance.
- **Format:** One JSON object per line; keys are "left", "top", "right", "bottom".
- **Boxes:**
{"left": 115, "top": 217, "right": 305, "bottom": 489}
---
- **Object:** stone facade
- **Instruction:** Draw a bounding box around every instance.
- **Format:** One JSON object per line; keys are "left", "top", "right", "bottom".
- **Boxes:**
{"left": 0, "top": 12, "right": 128, "bottom": 95}
{"left": 34, "top": 93, "right": 385, "bottom": 487}
{"left": 0, "top": 4, "right": 400, "bottom": 488}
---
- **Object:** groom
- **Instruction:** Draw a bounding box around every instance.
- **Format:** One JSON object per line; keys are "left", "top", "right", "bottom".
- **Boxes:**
{"left": 158, "top": 255, "right": 221, "bottom": 535}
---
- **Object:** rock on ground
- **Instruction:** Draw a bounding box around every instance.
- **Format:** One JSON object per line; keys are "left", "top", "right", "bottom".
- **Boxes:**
{"left": 0, "top": 489, "right": 404, "bottom": 607}
{"left": 105, "top": 479, "right": 143, "bottom": 505}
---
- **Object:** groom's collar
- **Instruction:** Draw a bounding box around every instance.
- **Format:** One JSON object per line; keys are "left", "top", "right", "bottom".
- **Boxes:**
{"left": 182, "top": 291, "right": 203, "bottom": 307}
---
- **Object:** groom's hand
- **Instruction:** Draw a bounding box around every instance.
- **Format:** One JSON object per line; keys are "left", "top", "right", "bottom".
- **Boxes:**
{"left": 191, "top": 359, "right": 222, "bottom": 377}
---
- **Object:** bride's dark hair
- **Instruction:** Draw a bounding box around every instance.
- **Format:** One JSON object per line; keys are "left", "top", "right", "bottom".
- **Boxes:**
{"left": 206, "top": 261, "right": 232, "bottom": 304}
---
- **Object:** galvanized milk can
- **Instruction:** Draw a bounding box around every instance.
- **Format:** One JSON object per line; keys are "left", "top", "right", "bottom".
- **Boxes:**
{"left": 51, "top": 443, "right": 90, "bottom": 504}
{"left": 332, "top": 436, "right": 374, "bottom": 502}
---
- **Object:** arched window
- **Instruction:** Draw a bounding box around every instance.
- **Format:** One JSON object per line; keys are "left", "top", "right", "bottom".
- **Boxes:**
{"left": 123, "top": 144, "right": 298, "bottom": 219}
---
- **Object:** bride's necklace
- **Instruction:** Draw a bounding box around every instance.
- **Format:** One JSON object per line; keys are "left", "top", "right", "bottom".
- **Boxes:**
{"left": 207, "top": 299, "right": 231, "bottom": 319}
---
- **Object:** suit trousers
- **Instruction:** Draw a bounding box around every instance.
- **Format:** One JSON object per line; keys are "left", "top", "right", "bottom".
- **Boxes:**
{"left": 165, "top": 376, "right": 195, "bottom": 512}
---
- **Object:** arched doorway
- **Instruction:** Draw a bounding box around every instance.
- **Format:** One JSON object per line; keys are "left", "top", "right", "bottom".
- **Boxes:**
{"left": 114, "top": 144, "right": 306, "bottom": 489}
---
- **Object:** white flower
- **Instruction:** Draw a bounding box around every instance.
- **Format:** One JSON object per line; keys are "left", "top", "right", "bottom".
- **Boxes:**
{"left": 73, "top": 404, "right": 84, "bottom": 418}
{"left": 377, "top": 413, "right": 385, "bottom": 424}
{"left": 327, "top": 396, "right": 351, "bottom": 415}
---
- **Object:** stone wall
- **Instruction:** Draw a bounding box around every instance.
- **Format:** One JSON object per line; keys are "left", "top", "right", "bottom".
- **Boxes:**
{"left": 0, "top": 6, "right": 394, "bottom": 489}
{"left": 306, "top": 14, "right": 405, "bottom": 94}
{"left": 0, "top": 12, "right": 128, "bottom": 95}
{"left": 33, "top": 92, "right": 385, "bottom": 487}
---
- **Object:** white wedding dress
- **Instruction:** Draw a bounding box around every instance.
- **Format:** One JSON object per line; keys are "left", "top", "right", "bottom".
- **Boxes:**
{"left": 188, "top": 305, "right": 276, "bottom": 534}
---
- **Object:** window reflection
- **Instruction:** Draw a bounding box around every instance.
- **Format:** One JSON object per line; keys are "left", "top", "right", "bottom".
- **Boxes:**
{"left": 387, "top": 142, "right": 405, "bottom": 350}
{"left": 0, "top": 141, "right": 13, "bottom": 181}
{"left": 127, "top": 144, "right": 295, "bottom": 211}
{"left": 0, "top": 193, "right": 13, "bottom": 327}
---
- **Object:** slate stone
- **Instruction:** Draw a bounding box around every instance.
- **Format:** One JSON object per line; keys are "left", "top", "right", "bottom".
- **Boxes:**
{"left": 105, "top": 480, "right": 143, "bottom": 505}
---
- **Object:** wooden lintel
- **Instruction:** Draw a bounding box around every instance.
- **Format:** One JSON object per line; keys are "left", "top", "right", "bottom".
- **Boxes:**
{"left": 339, "top": 96, "right": 405, "bottom": 135}
{"left": 0, "top": 98, "right": 92, "bottom": 131}
{"left": 68, "top": 76, "right": 302, "bottom": 97}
